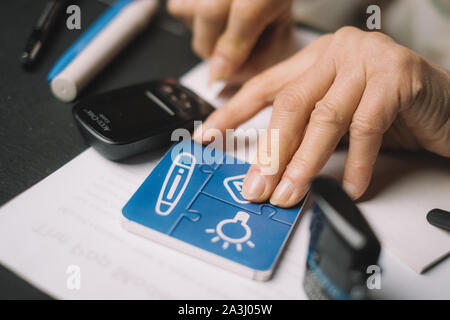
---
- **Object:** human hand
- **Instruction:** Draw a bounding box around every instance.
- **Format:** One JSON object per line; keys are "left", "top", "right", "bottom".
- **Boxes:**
{"left": 167, "top": 0, "right": 295, "bottom": 84}
{"left": 194, "top": 27, "right": 450, "bottom": 207}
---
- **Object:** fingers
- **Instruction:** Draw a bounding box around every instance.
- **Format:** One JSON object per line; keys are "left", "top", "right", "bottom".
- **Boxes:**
{"left": 342, "top": 78, "right": 400, "bottom": 199}
{"left": 224, "top": 15, "right": 295, "bottom": 86}
{"left": 270, "top": 70, "right": 366, "bottom": 207}
{"left": 193, "top": 35, "right": 331, "bottom": 143}
{"left": 192, "top": 0, "right": 230, "bottom": 58}
{"left": 192, "top": 67, "right": 289, "bottom": 144}
{"left": 241, "top": 60, "right": 336, "bottom": 203}
{"left": 210, "top": 0, "right": 291, "bottom": 81}
{"left": 167, "top": 0, "right": 196, "bottom": 26}
{"left": 169, "top": 0, "right": 294, "bottom": 82}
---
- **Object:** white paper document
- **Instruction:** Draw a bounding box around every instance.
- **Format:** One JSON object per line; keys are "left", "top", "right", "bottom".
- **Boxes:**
{"left": 0, "top": 31, "right": 449, "bottom": 299}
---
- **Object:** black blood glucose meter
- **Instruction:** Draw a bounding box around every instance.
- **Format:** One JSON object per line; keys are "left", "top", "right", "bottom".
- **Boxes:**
{"left": 72, "top": 79, "right": 214, "bottom": 160}
{"left": 304, "top": 176, "right": 381, "bottom": 300}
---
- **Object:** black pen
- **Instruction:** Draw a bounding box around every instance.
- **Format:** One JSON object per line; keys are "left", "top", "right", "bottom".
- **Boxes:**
{"left": 22, "top": 0, "right": 66, "bottom": 68}
{"left": 427, "top": 208, "right": 450, "bottom": 231}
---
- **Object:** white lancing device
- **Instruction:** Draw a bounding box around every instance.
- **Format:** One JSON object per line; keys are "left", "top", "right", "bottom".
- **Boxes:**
{"left": 51, "top": 0, "right": 158, "bottom": 102}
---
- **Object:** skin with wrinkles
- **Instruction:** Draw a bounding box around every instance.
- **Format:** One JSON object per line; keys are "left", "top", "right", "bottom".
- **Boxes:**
{"left": 194, "top": 28, "right": 450, "bottom": 206}
{"left": 167, "top": 1, "right": 450, "bottom": 207}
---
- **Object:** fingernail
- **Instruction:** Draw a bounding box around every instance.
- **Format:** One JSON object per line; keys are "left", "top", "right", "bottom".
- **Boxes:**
{"left": 342, "top": 181, "right": 358, "bottom": 199}
{"left": 242, "top": 172, "right": 266, "bottom": 200}
{"left": 270, "top": 179, "right": 293, "bottom": 205}
{"left": 210, "top": 55, "right": 230, "bottom": 82}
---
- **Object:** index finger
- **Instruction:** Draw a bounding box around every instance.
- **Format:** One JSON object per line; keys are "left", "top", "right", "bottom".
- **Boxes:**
{"left": 241, "top": 59, "right": 336, "bottom": 202}
{"left": 194, "top": 34, "right": 332, "bottom": 143}
{"left": 270, "top": 70, "right": 366, "bottom": 207}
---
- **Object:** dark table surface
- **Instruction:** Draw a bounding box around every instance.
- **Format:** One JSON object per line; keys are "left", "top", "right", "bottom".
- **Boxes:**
{"left": 0, "top": 0, "right": 199, "bottom": 299}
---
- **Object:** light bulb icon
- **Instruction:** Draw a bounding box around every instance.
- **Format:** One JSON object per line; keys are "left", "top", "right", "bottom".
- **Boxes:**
{"left": 205, "top": 211, "right": 255, "bottom": 251}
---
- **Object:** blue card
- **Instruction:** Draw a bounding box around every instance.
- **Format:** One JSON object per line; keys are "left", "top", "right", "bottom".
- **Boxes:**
{"left": 122, "top": 141, "right": 306, "bottom": 280}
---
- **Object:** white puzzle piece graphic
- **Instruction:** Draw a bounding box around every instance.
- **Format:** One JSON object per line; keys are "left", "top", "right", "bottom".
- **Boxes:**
{"left": 223, "top": 175, "right": 250, "bottom": 204}
{"left": 123, "top": 141, "right": 306, "bottom": 280}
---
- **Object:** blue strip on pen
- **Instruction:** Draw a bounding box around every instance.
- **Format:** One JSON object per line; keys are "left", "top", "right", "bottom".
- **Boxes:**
{"left": 47, "top": 0, "right": 132, "bottom": 82}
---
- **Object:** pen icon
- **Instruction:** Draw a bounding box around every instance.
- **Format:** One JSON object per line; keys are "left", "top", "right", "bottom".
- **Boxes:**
{"left": 156, "top": 153, "right": 196, "bottom": 216}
